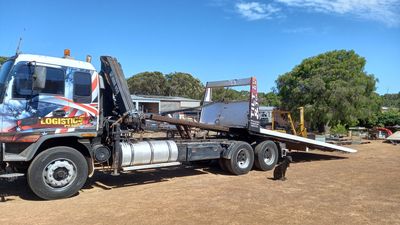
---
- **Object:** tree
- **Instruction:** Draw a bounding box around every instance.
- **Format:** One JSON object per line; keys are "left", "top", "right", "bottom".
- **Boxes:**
{"left": 165, "top": 72, "right": 204, "bottom": 99}
{"left": 211, "top": 88, "right": 249, "bottom": 102}
{"left": 382, "top": 93, "right": 400, "bottom": 108}
{"left": 377, "top": 109, "right": 400, "bottom": 126}
{"left": 127, "top": 72, "right": 168, "bottom": 95}
{"left": 259, "top": 91, "right": 280, "bottom": 106}
{"left": 276, "top": 50, "right": 380, "bottom": 132}
{"left": 0, "top": 56, "right": 7, "bottom": 65}
{"left": 127, "top": 71, "right": 204, "bottom": 99}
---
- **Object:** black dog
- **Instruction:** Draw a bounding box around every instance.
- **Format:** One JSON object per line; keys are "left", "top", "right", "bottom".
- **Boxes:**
{"left": 273, "top": 156, "right": 293, "bottom": 181}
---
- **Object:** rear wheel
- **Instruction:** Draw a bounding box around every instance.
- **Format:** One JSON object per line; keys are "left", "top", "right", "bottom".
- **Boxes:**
{"left": 27, "top": 146, "right": 88, "bottom": 200}
{"left": 254, "top": 141, "right": 279, "bottom": 171}
{"left": 218, "top": 159, "right": 228, "bottom": 172}
{"left": 225, "top": 142, "right": 254, "bottom": 175}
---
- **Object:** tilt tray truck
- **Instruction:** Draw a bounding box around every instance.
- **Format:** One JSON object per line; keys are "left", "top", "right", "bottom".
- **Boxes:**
{"left": 0, "top": 51, "right": 355, "bottom": 199}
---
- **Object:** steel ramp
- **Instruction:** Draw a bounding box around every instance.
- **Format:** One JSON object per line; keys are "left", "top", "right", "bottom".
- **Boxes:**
{"left": 258, "top": 128, "right": 357, "bottom": 153}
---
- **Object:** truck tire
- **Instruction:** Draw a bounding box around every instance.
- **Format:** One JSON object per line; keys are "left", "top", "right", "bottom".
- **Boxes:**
{"left": 254, "top": 141, "right": 278, "bottom": 171}
{"left": 225, "top": 142, "right": 254, "bottom": 175}
{"left": 218, "top": 159, "right": 228, "bottom": 172}
{"left": 27, "top": 146, "right": 88, "bottom": 200}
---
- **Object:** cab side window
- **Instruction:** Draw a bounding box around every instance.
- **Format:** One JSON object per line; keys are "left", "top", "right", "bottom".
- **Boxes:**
{"left": 42, "top": 67, "right": 64, "bottom": 95}
{"left": 13, "top": 64, "right": 65, "bottom": 98}
{"left": 13, "top": 64, "right": 34, "bottom": 97}
{"left": 73, "top": 72, "right": 91, "bottom": 103}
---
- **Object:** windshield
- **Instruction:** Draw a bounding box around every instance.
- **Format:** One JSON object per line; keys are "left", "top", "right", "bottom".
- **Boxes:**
{"left": 0, "top": 59, "right": 15, "bottom": 103}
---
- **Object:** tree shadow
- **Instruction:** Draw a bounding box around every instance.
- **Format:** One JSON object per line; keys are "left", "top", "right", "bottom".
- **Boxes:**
{"left": 288, "top": 151, "right": 348, "bottom": 163}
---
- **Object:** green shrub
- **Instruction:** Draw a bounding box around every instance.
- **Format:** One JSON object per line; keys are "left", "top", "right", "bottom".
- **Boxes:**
{"left": 331, "top": 123, "right": 347, "bottom": 135}
{"left": 377, "top": 109, "right": 400, "bottom": 126}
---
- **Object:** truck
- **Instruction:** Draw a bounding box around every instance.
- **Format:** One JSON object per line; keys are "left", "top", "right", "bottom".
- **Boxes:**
{"left": 0, "top": 51, "right": 356, "bottom": 200}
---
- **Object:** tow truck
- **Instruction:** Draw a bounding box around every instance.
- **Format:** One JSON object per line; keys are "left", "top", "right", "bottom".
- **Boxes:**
{"left": 0, "top": 51, "right": 356, "bottom": 200}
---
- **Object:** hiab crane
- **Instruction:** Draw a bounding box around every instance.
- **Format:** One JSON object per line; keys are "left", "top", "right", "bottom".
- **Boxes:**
{"left": 0, "top": 51, "right": 355, "bottom": 200}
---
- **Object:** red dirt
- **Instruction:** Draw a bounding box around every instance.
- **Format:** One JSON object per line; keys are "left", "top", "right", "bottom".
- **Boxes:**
{"left": 1, "top": 141, "right": 399, "bottom": 225}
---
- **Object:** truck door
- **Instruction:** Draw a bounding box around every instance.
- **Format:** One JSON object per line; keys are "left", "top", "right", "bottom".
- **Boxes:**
{"left": 41, "top": 68, "right": 99, "bottom": 134}
{"left": 44, "top": 69, "right": 98, "bottom": 134}
{"left": 0, "top": 62, "right": 66, "bottom": 142}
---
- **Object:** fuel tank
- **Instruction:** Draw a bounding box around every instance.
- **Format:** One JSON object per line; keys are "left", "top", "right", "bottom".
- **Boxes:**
{"left": 120, "top": 140, "right": 179, "bottom": 167}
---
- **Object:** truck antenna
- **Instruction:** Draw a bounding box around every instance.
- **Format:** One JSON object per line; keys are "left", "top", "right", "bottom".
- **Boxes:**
{"left": 15, "top": 37, "right": 22, "bottom": 55}
{"left": 15, "top": 28, "right": 25, "bottom": 55}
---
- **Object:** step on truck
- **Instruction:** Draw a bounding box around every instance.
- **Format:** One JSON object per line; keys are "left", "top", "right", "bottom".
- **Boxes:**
{"left": 0, "top": 51, "right": 356, "bottom": 200}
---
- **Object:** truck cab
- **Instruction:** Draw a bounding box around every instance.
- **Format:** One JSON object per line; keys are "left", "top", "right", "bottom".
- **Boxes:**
{"left": 0, "top": 53, "right": 102, "bottom": 198}
{"left": 0, "top": 54, "right": 99, "bottom": 141}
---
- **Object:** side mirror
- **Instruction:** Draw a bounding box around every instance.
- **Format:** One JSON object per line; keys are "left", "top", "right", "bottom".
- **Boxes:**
{"left": 32, "top": 66, "right": 46, "bottom": 90}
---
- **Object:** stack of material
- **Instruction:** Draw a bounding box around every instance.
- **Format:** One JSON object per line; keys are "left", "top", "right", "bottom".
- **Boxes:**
{"left": 326, "top": 137, "right": 352, "bottom": 145}
{"left": 386, "top": 131, "right": 400, "bottom": 144}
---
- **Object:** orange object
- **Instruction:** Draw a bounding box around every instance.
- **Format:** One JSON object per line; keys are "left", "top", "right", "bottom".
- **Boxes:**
{"left": 64, "top": 49, "right": 71, "bottom": 57}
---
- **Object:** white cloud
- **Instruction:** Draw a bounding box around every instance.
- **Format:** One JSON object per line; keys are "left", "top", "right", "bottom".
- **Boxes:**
{"left": 275, "top": 0, "right": 400, "bottom": 27}
{"left": 235, "top": 2, "right": 281, "bottom": 20}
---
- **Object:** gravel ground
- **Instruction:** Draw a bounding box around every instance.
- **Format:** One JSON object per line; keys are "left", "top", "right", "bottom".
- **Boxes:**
{"left": 0, "top": 140, "right": 399, "bottom": 225}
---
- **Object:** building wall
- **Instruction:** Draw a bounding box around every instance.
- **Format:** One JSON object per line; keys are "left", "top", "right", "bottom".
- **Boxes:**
{"left": 181, "top": 101, "right": 201, "bottom": 108}
{"left": 160, "top": 101, "right": 181, "bottom": 112}
{"left": 139, "top": 102, "right": 159, "bottom": 113}
{"left": 132, "top": 95, "right": 201, "bottom": 113}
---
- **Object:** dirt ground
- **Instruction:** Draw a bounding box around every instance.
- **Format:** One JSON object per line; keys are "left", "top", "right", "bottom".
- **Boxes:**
{"left": 1, "top": 140, "right": 399, "bottom": 225}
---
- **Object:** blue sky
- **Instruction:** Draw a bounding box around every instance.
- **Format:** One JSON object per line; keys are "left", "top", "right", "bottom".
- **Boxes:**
{"left": 1, "top": 0, "right": 399, "bottom": 94}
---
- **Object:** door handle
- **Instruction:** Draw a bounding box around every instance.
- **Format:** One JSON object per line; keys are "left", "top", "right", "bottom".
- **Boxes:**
{"left": 52, "top": 109, "right": 66, "bottom": 117}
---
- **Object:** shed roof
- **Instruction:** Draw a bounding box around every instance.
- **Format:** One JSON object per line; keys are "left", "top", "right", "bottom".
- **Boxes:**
{"left": 259, "top": 106, "right": 275, "bottom": 111}
{"left": 131, "top": 94, "right": 200, "bottom": 102}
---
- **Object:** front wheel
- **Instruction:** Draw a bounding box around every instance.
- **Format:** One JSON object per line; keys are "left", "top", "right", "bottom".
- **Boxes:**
{"left": 27, "top": 146, "right": 88, "bottom": 200}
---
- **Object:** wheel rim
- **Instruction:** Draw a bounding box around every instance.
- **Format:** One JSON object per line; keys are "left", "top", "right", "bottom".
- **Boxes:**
{"left": 263, "top": 147, "right": 275, "bottom": 166}
{"left": 43, "top": 159, "right": 77, "bottom": 189}
{"left": 236, "top": 149, "right": 251, "bottom": 169}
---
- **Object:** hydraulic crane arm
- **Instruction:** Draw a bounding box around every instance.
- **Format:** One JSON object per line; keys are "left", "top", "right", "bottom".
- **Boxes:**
{"left": 100, "top": 56, "right": 136, "bottom": 115}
